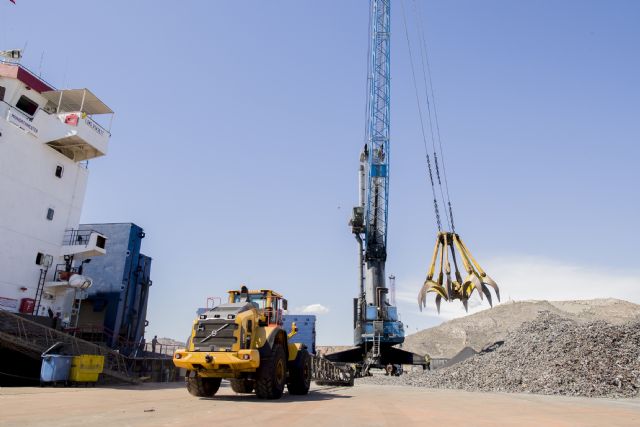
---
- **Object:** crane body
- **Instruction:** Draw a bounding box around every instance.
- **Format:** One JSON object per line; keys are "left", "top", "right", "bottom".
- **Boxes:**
{"left": 354, "top": 0, "right": 400, "bottom": 348}
{"left": 329, "top": 0, "right": 499, "bottom": 376}
{"left": 326, "top": 0, "right": 429, "bottom": 375}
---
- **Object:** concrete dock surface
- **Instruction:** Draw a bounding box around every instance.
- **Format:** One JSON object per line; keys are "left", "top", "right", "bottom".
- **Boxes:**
{"left": 1, "top": 382, "right": 638, "bottom": 427}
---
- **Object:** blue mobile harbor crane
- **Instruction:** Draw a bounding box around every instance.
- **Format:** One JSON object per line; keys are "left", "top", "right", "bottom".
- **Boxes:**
{"left": 326, "top": 0, "right": 429, "bottom": 376}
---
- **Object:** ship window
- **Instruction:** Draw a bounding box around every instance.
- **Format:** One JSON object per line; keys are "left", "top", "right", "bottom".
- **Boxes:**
{"left": 46, "top": 208, "right": 54, "bottom": 221}
{"left": 35, "top": 252, "right": 44, "bottom": 265}
{"left": 16, "top": 95, "right": 38, "bottom": 116}
{"left": 0, "top": 86, "right": 5, "bottom": 101}
{"left": 55, "top": 165, "right": 64, "bottom": 178}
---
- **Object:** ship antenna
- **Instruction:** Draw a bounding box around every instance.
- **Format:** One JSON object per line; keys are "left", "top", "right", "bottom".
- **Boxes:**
{"left": 38, "top": 51, "right": 44, "bottom": 76}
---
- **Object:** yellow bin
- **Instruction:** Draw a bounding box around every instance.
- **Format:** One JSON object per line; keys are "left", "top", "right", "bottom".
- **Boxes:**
{"left": 69, "top": 355, "right": 104, "bottom": 382}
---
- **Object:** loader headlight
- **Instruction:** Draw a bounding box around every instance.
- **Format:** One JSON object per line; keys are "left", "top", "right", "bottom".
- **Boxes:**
{"left": 242, "top": 354, "right": 251, "bottom": 360}
{"left": 174, "top": 353, "right": 182, "bottom": 359}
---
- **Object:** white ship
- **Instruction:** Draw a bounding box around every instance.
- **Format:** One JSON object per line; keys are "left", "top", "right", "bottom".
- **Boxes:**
{"left": 0, "top": 52, "right": 113, "bottom": 327}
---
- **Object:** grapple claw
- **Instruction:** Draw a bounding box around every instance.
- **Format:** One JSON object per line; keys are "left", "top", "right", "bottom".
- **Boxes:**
{"left": 471, "top": 274, "right": 483, "bottom": 299}
{"left": 423, "top": 279, "right": 448, "bottom": 299}
{"left": 418, "top": 279, "right": 432, "bottom": 311}
{"left": 481, "top": 273, "right": 497, "bottom": 288}
{"left": 432, "top": 285, "right": 449, "bottom": 299}
{"left": 481, "top": 284, "right": 493, "bottom": 307}
{"left": 481, "top": 274, "right": 500, "bottom": 302}
{"left": 419, "top": 231, "right": 499, "bottom": 313}
{"left": 462, "top": 275, "right": 475, "bottom": 298}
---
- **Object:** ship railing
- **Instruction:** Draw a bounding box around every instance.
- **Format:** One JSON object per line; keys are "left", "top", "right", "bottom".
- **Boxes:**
{"left": 52, "top": 264, "right": 79, "bottom": 282}
{"left": 0, "top": 59, "right": 57, "bottom": 89}
{"left": 83, "top": 114, "right": 111, "bottom": 137}
{"left": 63, "top": 229, "right": 99, "bottom": 247}
{"left": 35, "top": 106, "right": 112, "bottom": 137}
{"left": 143, "top": 342, "right": 181, "bottom": 358}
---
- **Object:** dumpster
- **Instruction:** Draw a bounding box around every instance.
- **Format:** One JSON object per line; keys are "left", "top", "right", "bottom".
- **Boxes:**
{"left": 69, "top": 355, "right": 104, "bottom": 383}
{"left": 40, "top": 355, "right": 72, "bottom": 385}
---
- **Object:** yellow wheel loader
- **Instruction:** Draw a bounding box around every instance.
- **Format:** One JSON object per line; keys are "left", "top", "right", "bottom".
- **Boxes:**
{"left": 173, "top": 288, "right": 312, "bottom": 399}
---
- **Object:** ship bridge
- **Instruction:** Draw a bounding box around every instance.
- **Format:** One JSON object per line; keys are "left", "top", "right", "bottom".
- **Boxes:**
{"left": 40, "top": 89, "right": 113, "bottom": 161}
{"left": 0, "top": 61, "right": 113, "bottom": 162}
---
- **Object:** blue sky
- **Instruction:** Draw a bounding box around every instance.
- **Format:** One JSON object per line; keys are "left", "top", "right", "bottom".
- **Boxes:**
{"left": 2, "top": 1, "right": 639, "bottom": 344}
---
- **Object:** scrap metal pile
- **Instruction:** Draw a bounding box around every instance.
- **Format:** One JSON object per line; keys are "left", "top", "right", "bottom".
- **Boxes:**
{"left": 418, "top": 232, "right": 500, "bottom": 312}
{"left": 359, "top": 311, "right": 640, "bottom": 398}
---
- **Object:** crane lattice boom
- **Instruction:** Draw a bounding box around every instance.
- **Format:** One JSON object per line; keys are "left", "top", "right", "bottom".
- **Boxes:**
{"left": 365, "top": 0, "right": 391, "bottom": 262}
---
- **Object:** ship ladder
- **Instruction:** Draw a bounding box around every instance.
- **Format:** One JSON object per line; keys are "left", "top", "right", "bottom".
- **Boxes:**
{"left": 33, "top": 267, "right": 49, "bottom": 315}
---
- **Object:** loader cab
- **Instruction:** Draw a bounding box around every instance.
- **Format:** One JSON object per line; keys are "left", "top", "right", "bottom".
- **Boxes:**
{"left": 230, "top": 290, "right": 265, "bottom": 308}
{"left": 227, "top": 288, "right": 287, "bottom": 326}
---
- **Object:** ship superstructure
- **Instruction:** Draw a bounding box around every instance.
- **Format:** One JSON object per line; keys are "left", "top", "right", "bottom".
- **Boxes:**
{"left": 0, "top": 58, "right": 113, "bottom": 326}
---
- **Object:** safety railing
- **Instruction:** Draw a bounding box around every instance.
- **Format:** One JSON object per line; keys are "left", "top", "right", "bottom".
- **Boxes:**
{"left": 52, "top": 264, "right": 79, "bottom": 282}
{"left": 143, "top": 342, "right": 182, "bottom": 357}
{"left": 83, "top": 114, "right": 111, "bottom": 137}
{"left": 63, "top": 229, "right": 98, "bottom": 246}
{"left": 0, "top": 59, "right": 56, "bottom": 88}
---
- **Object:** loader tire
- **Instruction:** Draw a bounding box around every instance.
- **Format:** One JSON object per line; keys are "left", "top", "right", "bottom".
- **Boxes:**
{"left": 230, "top": 378, "right": 254, "bottom": 394}
{"left": 287, "top": 349, "right": 311, "bottom": 395}
{"left": 186, "top": 373, "right": 221, "bottom": 397}
{"left": 255, "top": 344, "right": 287, "bottom": 399}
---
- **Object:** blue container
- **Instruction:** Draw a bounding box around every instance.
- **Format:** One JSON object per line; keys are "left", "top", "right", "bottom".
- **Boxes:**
{"left": 40, "top": 355, "right": 72, "bottom": 383}
{"left": 282, "top": 315, "right": 316, "bottom": 354}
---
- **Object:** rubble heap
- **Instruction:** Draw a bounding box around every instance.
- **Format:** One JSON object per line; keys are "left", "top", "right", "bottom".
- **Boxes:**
{"left": 360, "top": 312, "right": 640, "bottom": 397}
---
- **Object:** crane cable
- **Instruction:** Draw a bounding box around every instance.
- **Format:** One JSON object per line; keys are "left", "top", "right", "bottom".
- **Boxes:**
{"left": 399, "top": 0, "right": 446, "bottom": 232}
{"left": 401, "top": 0, "right": 500, "bottom": 312}
{"left": 411, "top": 0, "right": 456, "bottom": 233}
